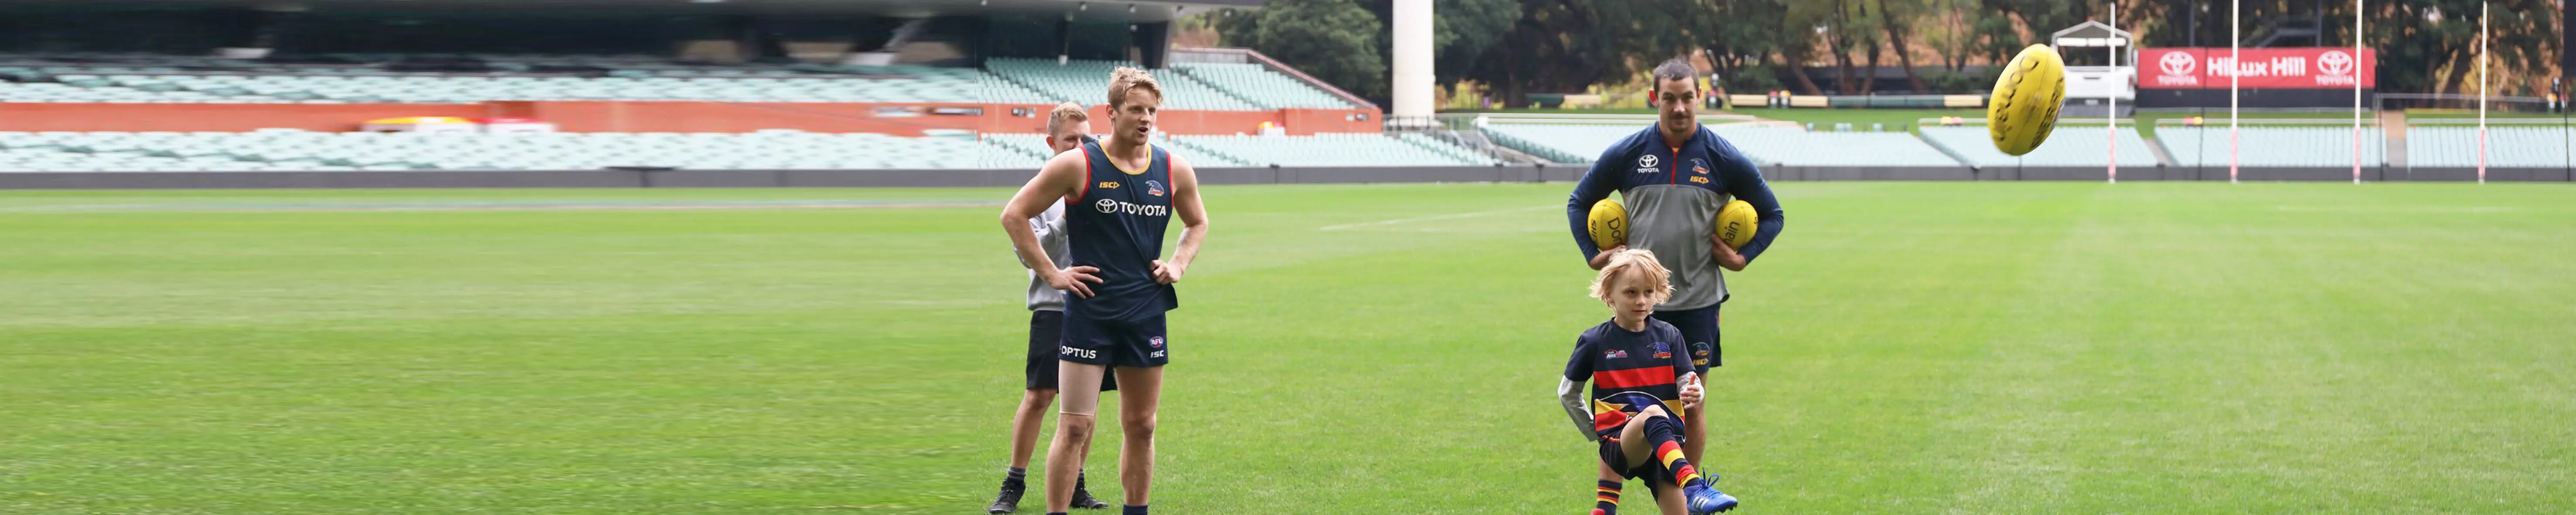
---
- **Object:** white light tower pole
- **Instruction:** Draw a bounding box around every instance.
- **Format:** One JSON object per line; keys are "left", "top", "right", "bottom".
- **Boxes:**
{"left": 1390, "top": 0, "right": 1434, "bottom": 128}
{"left": 2108, "top": 2, "right": 2119, "bottom": 184}
{"left": 2229, "top": 0, "right": 2240, "bottom": 184}
{"left": 2354, "top": 0, "right": 2364, "bottom": 184}
{"left": 2478, "top": 0, "right": 2489, "bottom": 184}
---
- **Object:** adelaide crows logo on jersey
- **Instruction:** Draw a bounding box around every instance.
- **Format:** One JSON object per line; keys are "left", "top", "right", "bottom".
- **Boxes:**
{"left": 1651, "top": 341, "right": 1672, "bottom": 359}
{"left": 1688, "top": 158, "right": 1711, "bottom": 184}
{"left": 1145, "top": 180, "right": 1165, "bottom": 197}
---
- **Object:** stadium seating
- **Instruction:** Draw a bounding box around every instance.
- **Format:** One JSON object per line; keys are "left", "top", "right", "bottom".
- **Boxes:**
{"left": 1919, "top": 126, "right": 2161, "bottom": 167}
{"left": 0, "top": 130, "right": 1494, "bottom": 171}
{"left": 0, "top": 68, "right": 1043, "bottom": 104}
{"left": 961, "top": 133, "right": 1493, "bottom": 168}
{"left": 1163, "top": 133, "right": 1496, "bottom": 167}
{"left": 1481, "top": 123, "right": 1965, "bottom": 167}
{"left": 1168, "top": 63, "right": 1360, "bottom": 109}
{"left": 1704, "top": 127, "right": 1962, "bottom": 167}
{"left": 2405, "top": 126, "right": 2576, "bottom": 167}
{"left": 2156, "top": 126, "right": 2387, "bottom": 167}
{"left": 974, "top": 133, "right": 1253, "bottom": 168}
{"left": 976, "top": 133, "right": 1059, "bottom": 171}
{"left": 1, "top": 54, "right": 1352, "bottom": 107}
{"left": 0, "top": 145, "right": 314, "bottom": 172}
{"left": 0, "top": 130, "right": 1026, "bottom": 171}
{"left": 0, "top": 52, "right": 998, "bottom": 79}
{"left": 1478, "top": 123, "right": 1635, "bottom": 164}
{"left": 1395, "top": 133, "right": 1499, "bottom": 165}
{"left": 984, "top": 58, "right": 1261, "bottom": 111}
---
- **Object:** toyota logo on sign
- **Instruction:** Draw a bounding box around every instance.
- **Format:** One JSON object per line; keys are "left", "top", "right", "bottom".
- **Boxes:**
{"left": 2159, "top": 51, "right": 2196, "bottom": 76}
{"left": 2316, "top": 50, "right": 2355, "bottom": 76}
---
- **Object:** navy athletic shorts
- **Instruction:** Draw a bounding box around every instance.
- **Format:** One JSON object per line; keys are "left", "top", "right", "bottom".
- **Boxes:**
{"left": 1026, "top": 310, "right": 1116, "bottom": 391}
{"left": 1650, "top": 304, "right": 1719, "bottom": 373}
{"left": 1058, "top": 313, "right": 1168, "bottom": 368}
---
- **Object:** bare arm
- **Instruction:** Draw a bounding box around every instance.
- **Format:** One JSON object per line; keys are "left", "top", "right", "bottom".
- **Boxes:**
{"left": 1018, "top": 201, "right": 1065, "bottom": 269}
{"left": 1003, "top": 152, "right": 1101, "bottom": 297}
{"left": 1152, "top": 155, "right": 1209, "bottom": 284}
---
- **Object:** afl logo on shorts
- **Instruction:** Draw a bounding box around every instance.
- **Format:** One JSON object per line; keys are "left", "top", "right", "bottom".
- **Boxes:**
{"left": 1145, "top": 180, "right": 1165, "bottom": 197}
{"left": 1149, "top": 336, "right": 1165, "bottom": 348}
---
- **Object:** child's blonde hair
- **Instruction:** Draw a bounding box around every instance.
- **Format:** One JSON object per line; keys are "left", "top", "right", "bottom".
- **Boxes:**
{"left": 1589, "top": 248, "right": 1674, "bottom": 305}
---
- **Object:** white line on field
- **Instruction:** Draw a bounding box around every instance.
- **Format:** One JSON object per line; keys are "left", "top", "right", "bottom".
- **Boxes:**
{"left": 2273, "top": 205, "right": 2515, "bottom": 213}
{"left": 1318, "top": 205, "right": 1556, "bottom": 231}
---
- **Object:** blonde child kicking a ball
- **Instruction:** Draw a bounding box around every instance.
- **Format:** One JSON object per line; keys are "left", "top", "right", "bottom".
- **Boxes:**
{"left": 1557, "top": 249, "right": 1738, "bottom": 515}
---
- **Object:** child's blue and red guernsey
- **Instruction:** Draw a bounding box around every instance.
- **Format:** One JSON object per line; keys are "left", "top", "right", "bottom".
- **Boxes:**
{"left": 1563, "top": 318, "right": 1698, "bottom": 437}
{"left": 1066, "top": 140, "right": 1179, "bottom": 322}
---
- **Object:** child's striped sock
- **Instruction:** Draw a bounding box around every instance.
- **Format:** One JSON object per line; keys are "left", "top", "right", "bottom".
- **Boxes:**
{"left": 1643, "top": 416, "right": 1708, "bottom": 488}
{"left": 1654, "top": 439, "right": 1706, "bottom": 488}
{"left": 1592, "top": 479, "right": 1623, "bottom": 515}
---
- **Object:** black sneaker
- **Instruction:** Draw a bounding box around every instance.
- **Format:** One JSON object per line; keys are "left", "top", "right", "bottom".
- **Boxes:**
{"left": 986, "top": 479, "right": 1025, "bottom": 514}
{"left": 1069, "top": 475, "right": 1111, "bottom": 509}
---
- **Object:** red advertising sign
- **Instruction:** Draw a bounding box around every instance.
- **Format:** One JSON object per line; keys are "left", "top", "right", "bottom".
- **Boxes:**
{"left": 2138, "top": 48, "right": 2375, "bottom": 89}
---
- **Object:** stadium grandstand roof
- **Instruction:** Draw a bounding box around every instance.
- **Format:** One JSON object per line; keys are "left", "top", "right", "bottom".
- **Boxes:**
{"left": 0, "top": 0, "right": 1257, "bottom": 22}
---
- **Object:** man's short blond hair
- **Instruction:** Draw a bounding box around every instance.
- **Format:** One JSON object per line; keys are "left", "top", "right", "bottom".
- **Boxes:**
{"left": 1045, "top": 102, "right": 1089, "bottom": 136}
{"left": 1589, "top": 249, "right": 1674, "bottom": 305}
{"left": 1106, "top": 66, "right": 1163, "bottom": 110}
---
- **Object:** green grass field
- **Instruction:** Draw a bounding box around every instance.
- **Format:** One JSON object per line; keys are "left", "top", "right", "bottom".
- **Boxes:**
{"left": 4, "top": 183, "right": 2572, "bottom": 514}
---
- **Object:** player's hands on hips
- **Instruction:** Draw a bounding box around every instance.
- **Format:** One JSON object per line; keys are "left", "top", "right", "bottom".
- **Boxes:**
{"left": 1150, "top": 259, "right": 1186, "bottom": 284}
{"left": 1709, "top": 233, "right": 1747, "bottom": 271}
{"left": 1588, "top": 245, "right": 1628, "bottom": 270}
{"left": 1050, "top": 265, "right": 1104, "bottom": 297}
{"left": 1680, "top": 374, "right": 1705, "bottom": 409}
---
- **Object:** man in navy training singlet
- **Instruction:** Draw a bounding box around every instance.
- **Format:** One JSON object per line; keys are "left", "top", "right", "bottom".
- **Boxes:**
{"left": 998, "top": 67, "right": 1209, "bottom": 515}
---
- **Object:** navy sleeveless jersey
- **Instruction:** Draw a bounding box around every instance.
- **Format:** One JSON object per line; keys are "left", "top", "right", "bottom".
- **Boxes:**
{"left": 1065, "top": 140, "right": 1179, "bottom": 322}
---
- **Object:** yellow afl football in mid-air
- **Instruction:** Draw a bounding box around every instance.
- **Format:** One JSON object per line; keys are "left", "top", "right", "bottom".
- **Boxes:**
{"left": 1587, "top": 198, "right": 1627, "bottom": 250}
{"left": 1987, "top": 44, "right": 2067, "bottom": 156}
{"left": 1715, "top": 200, "right": 1757, "bottom": 249}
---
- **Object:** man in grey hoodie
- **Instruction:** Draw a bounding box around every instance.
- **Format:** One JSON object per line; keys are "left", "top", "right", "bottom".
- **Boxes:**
{"left": 1565, "top": 58, "right": 1786, "bottom": 508}
{"left": 989, "top": 103, "right": 1113, "bottom": 514}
